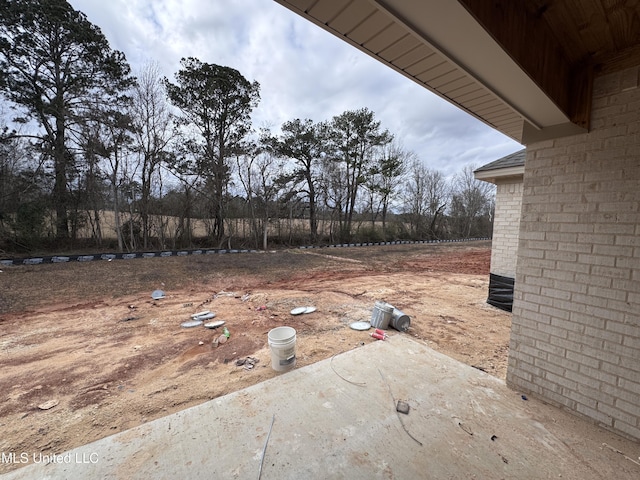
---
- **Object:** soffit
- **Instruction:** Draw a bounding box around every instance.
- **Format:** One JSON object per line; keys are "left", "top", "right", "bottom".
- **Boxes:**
{"left": 275, "top": 0, "right": 573, "bottom": 144}
{"left": 275, "top": 1, "right": 640, "bottom": 145}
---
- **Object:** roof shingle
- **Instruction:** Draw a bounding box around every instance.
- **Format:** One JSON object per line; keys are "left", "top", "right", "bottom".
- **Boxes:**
{"left": 475, "top": 149, "right": 526, "bottom": 173}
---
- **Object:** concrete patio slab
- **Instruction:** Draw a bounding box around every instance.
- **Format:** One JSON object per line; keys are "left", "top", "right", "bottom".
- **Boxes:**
{"left": 2, "top": 335, "right": 639, "bottom": 479}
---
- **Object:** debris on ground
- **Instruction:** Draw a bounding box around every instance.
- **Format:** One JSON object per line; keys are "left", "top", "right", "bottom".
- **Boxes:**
{"left": 396, "top": 400, "right": 410, "bottom": 415}
{"left": 379, "top": 368, "right": 423, "bottom": 446}
{"left": 602, "top": 443, "right": 640, "bottom": 466}
{"left": 204, "top": 320, "right": 225, "bottom": 329}
{"left": 38, "top": 400, "right": 59, "bottom": 410}
{"left": 258, "top": 414, "right": 275, "bottom": 480}
{"left": 0, "top": 242, "right": 511, "bottom": 472}
{"left": 181, "top": 319, "right": 203, "bottom": 328}
{"left": 329, "top": 355, "right": 367, "bottom": 387}
{"left": 350, "top": 321, "right": 371, "bottom": 331}
{"left": 214, "top": 291, "right": 237, "bottom": 299}
{"left": 458, "top": 422, "right": 473, "bottom": 436}
{"left": 236, "top": 357, "right": 260, "bottom": 370}
{"left": 151, "top": 289, "right": 165, "bottom": 300}
{"left": 374, "top": 328, "right": 388, "bottom": 338}
{"left": 192, "top": 312, "right": 215, "bottom": 321}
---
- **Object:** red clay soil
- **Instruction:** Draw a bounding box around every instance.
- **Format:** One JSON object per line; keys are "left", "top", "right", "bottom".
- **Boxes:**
{"left": 0, "top": 241, "right": 511, "bottom": 474}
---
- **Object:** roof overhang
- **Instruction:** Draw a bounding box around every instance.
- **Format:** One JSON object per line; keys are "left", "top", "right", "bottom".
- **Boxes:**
{"left": 274, "top": 0, "right": 593, "bottom": 145}
{"left": 474, "top": 165, "right": 525, "bottom": 184}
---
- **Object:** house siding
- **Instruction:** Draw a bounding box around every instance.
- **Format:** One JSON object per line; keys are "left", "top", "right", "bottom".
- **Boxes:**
{"left": 490, "top": 179, "right": 523, "bottom": 278}
{"left": 507, "top": 65, "right": 640, "bottom": 440}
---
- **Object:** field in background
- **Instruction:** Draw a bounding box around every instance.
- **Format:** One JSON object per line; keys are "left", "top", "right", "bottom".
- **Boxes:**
{"left": 79, "top": 210, "right": 329, "bottom": 240}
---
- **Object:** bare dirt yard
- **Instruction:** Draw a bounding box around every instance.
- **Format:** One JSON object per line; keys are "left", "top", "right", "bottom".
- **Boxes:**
{"left": 0, "top": 240, "right": 511, "bottom": 474}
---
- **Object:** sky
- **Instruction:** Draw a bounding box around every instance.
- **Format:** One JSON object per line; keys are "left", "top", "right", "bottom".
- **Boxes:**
{"left": 66, "top": 0, "right": 523, "bottom": 178}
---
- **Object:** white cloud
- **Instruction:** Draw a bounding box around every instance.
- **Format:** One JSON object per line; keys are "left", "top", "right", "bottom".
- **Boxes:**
{"left": 68, "top": 0, "right": 522, "bottom": 175}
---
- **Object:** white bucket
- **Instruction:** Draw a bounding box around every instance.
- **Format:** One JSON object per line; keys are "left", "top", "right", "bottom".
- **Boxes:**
{"left": 370, "top": 301, "right": 393, "bottom": 329}
{"left": 268, "top": 326, "right": 297, "bottom": 372}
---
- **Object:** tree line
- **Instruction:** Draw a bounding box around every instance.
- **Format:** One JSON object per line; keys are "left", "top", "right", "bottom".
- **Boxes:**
{"left": 0, "top": 0, "right": 495, "bottom": 253}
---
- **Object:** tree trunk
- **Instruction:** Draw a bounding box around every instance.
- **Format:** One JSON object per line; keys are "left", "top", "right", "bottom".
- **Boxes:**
{"left": 429, "top": 204, "right": 445, "bottom": 239}
{"left": 381, "top": 200, "right": 388, "bottom": 238}
{"left": 114, "top": 192, "right": 124, "bottom": 252}
{"left": 128, "top": 184, "right": 137, "bottom": 251}
{"left": 53, "top": 121, "right": 69, "bottom": 239}
{"left": 111, "top": 147, "right": 124, "bottom": 252}
{"left": 262, "top": 217, "right": 268, "bottom": 250}
{"left": 92, "top": 209, "right": 102, "bottom": 246}
{"left": 307, "top": 175, "right": 317, "bottom": 243}
{"left": 141, "top": 159, "right": 149, "bottom": 249}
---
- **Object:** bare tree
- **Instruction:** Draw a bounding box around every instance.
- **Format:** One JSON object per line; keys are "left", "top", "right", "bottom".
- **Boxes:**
{"left": 318, "top": 155, "right": 347, "bottom": 244}
{"left": 424, "top": 168, "right": 449, "bottom": 238}
{"left": 0, "top": 116, "right": 49, "bottom": 248}
{"left": 403, "top": 160, "right": 449, "bottom": 239}
{"left": 77, "top": 122, "right": 106, "bottom": 247}
{"left": 450, "top": 164, "right": 495, "bottom": 238}
{"left": 163, "top": 147, "right": 202, "bottom": 248}
{"left": 236, "top": 145, "right": 286, "bottom": 250}
{"left": 131, "top": 62, "right": 174, "bottom": 249}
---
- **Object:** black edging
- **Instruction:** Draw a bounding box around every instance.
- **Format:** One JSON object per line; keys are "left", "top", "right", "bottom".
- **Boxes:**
{"left": 487, "top": 272, "right": 515, "bottom": 312}
{"left": 0, "top": 238, "right": 490, "bottom": 267}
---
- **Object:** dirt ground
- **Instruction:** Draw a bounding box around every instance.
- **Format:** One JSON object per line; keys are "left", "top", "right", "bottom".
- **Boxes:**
{"left": 0, "top": 241, "right": 511, "bottom": 474}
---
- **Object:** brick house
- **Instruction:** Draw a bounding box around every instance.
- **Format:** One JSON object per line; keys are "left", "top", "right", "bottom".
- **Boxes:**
{"left": 277, "top": 0, "right": 640, "bottom": 441}
{"left": 474, "top": 149, "right": 526, "bottom": 311}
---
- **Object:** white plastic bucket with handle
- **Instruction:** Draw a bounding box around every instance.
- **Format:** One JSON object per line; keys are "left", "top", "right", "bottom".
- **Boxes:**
{"left": 268, "top": 326, "right": 297, "bottom": 372}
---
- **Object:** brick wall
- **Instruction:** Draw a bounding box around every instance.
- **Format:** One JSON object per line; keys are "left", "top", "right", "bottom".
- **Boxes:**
{"left": 490, "top": 179, "right": 523, "bottom": 278}
{"left": 507, "top": 65, "right": 640, "bottom": 440}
